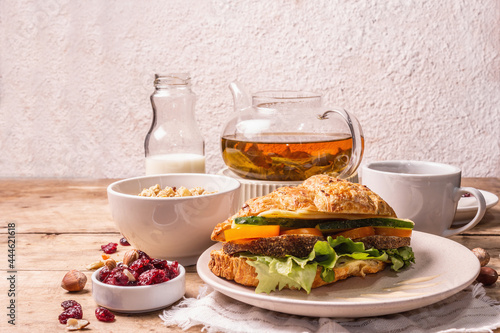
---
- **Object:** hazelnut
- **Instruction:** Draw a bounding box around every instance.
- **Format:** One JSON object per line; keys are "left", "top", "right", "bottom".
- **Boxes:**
{"left": 123, "top": 249, "right": 139, "bottom": 266}
{"left": 476, "top": 266, "right": 498, "bottom": 286}
{"left": 61, "top": 270, "right": 87, "bottom": 292}
{"left": 104, "top": 258, "right": 116, "bottom": 270}
{"left": 66, "top": 318, "right": 90, "bottom": 331}
{"left": 472, "top": 248, "right": 490, "bottom": 267}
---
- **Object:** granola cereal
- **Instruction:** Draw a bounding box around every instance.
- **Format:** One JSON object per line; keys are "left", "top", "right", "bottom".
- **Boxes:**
{"left": 138, "top": 184, "right": 216, "bottom": 197}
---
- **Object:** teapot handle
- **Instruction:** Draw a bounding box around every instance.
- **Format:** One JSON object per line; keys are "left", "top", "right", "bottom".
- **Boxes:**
{"left": 319, "top": 109, "right": 364, "bottom": 180}
{"left": 229, "top": 81, "right": 252, "bottom": 112}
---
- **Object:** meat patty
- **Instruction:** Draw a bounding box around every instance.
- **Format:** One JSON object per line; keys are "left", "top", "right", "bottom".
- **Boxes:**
{"left": 223, "top": 234, "right": 410, "bottom": 259}
{"left": 223, "top": 234, "right": 324, "bottom": 258}
{"left": 355, "top": 235, "right": 411, "bottom": 249}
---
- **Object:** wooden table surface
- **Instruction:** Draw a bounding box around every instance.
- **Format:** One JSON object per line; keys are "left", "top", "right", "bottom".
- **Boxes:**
{"left": 0, "top": 177, "right": 499, "bottom": 332}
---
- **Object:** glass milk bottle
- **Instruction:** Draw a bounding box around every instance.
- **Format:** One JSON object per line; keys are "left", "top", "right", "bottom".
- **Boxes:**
{"left": 144, "top": 73, "right": 206, "bottom": 175}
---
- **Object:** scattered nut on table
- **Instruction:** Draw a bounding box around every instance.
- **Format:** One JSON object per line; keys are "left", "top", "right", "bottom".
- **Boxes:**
{"left": 61, "top": 270, "right": 87, "bottom": 292}
{"left": 472, "top": 247, "right": 490, "bottom": 267}
{"left": 66, "top": 318, "right": 89, "bottom": 331}
{"left": 476, "top": 266, "right": 498, "bottom": 286}
{"left": 86, "top": 260, "right": 104, "bottom": 270}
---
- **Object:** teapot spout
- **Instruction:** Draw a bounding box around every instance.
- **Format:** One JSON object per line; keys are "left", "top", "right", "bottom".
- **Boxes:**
{"left": 229, "top": 81, "right": 252, "bottom": 112}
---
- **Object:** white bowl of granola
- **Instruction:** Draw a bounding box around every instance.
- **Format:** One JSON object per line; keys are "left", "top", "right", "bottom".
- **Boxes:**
{"left": 107, "top": 174, "right": 241, "bottom": 265}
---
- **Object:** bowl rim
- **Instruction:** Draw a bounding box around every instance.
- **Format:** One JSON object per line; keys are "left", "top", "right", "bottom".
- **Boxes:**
{"left": 91, "top": 261, "right": 186, "bottom": 290}
{"left": 107, "top": 173, "right": 241, "bottom": 200}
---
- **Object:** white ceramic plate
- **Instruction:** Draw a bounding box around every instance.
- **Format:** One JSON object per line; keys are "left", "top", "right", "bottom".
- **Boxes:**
{"left": 197, "top": 231, "right": 480, "bottom": 318}
{"left": 453, "top": 190, "right": 499, "bottom": 224}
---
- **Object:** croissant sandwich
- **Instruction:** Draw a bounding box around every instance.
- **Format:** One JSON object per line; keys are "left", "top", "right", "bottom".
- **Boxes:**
{"left": 209, "top": 174, "right": 415, "bottom": 294}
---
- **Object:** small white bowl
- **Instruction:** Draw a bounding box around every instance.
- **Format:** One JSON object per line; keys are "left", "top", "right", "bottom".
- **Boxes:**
{"left": 107, "top": 173, "right": 241, "bottom": 265}
{"left": 91, "top": 264, "right": 186, "bottom": 313}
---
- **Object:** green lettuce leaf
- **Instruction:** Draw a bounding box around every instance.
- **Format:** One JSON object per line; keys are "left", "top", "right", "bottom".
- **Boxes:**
{"left": 244, "top": 254, "right": 318, "bottom": 294}
{"left": 385, "top": 246, "right": 415, "bottom": 271}
{"left": 241, "top": 236, "right": 414, "bottom": 294}
{"left": 327, "top": 236, "right": 389, "bottom": 261}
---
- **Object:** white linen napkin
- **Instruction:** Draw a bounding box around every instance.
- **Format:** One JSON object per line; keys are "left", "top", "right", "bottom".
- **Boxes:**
{"left": 160, "top": 283, "right": 500, "bottom": 333}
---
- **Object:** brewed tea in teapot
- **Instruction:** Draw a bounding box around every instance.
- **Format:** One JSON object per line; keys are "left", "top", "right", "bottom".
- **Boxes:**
{"left": 221, "top": 84, "right": 364, "bottom": 181}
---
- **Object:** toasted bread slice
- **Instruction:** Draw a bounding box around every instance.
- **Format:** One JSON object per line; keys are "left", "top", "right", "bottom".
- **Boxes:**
{"left": 208, "top": 249, "right": 387, "bottom": 290}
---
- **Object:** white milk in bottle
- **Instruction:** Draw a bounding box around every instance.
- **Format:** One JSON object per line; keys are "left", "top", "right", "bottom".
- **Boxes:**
{"left": 144, "top": 73, "right": 206, "bottom": 175}
{"left": 145, "top": 153, "right": 205, "bottom": 175}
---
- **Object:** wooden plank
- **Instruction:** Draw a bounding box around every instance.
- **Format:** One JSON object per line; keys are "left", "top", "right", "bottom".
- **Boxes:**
{"left": 0, "top": 233, "right": 201, "bottom": 272}
{"left": 0, "top": 232, "right": 498, "bottom": 280}
{"left": 462, "top": 177, "right": 500, "bottom": 192}
{"left": 1, "top": 242, "right": 499, "bottom": 331}
{"left": 3, "top": 259, "right": 498, "bottom": 330}
{"left": 0, "top": 178, "right": 499, "bottom": 332}
{"left": 1, "top": 232, "right": 499, "bottom": 309}
{"left": 0, "top": 270, "right": 204, "bottom": 332}
{"left": 0, "top": 179, "right": 119, "bottom": 234}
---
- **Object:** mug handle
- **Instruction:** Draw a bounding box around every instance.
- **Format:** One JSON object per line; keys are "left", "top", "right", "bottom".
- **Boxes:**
{"left": 320, "top": 109, "right": 363, "bottom": 179}
{"left": 442, "top": 187, "right": 486, "bottom": 237}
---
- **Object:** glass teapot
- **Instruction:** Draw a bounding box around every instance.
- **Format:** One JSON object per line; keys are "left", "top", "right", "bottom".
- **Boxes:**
{"left": 220, "top": 82, "right": 364, "bottom": 182}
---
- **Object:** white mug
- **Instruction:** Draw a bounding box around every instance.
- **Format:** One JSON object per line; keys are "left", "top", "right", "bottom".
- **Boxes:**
{"left": 361, "top": 160, "right": 486, "bottom": 237}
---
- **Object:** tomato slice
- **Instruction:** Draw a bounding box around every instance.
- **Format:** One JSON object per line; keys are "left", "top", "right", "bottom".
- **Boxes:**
{"left": 374, "top": 227, "right": 412, "bottom": 237}
{"left": 224, "top": 225, "right": 280, "bottom": 241}
{"left": 334, "top": 226, "right": 375, "bottom": 239}
{"left": 280, "top": 228, "right": 323, "bottom": 237}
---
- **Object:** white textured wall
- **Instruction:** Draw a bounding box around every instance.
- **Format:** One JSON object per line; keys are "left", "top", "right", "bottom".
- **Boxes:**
{"left": 1, "top": 0, "right": 499, "bottom": 178}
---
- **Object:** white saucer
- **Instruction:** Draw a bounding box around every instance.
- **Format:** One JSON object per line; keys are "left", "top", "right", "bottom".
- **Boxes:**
{"left": 453, "top": 190, "right": 498, "bottom": 224}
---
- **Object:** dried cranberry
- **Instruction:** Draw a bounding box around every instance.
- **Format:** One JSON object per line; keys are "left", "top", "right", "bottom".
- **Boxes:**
{"left": 137, "top": 250, "right": 151, "bottom": 260}
{"left": 151, "top": 258, "right": 168, "bottom": 269}
{"left": 101, "top": 242, "right": 118, "bottom": 254}
{"left": 99, "top": 250, "right": 180, "bottom": 287}
{"left": 119, "top": 237, "right": 130, "bottom": 246}
{"left": 137, "top": 269, "right": 167, "bottom": 285}
{"left": 128, "top": 258, "right": 152, "bottom": 275}
{"left": 61, "top": 300, "right": 81, "bottom": 310}
{"left": 122, "top": 268, "right": 139, "bottom": 281}
{"left": 98, "top": 266, "right": 111, "bottom": 282}
{"left": 58, "top": 304, "right": 83, "bottom": 324}
{"left": 95, "top": 307, "right": 115, "bottom": 322}
{"left": 104, "top": 267, "right": 130, "bottom": 286}
{"left": 165, "top": 261, "right": 180, "bottom": 279}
